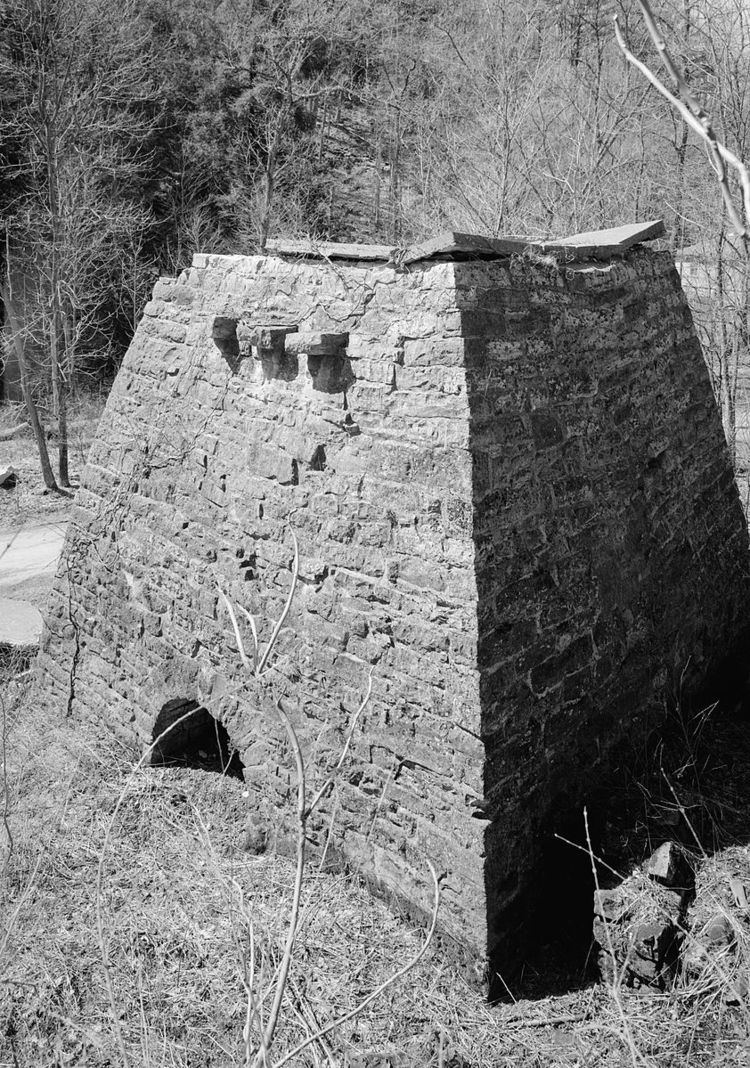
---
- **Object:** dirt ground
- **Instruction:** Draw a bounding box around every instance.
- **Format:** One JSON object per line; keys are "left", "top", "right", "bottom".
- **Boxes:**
{"left": 0, "top": 397, "right": 103, "bottom": 651}
{"left": 0, "top": 398, "right": 102, "bottom": 523}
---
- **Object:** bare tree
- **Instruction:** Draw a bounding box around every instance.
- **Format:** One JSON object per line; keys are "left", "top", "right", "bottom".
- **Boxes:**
{"left": 0, "top": 0, "right": 156, "bottom": 485}
{"left": 614, "top": 0, "right": 750, "bottom": 246}
{"left": 1, "top": 244, "right": 57, "bottom": 489}
{"left": 614, "top": 0, "right": 750, "bottom": 468}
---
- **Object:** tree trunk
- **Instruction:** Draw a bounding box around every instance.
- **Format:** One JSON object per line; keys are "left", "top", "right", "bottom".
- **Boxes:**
{"left": 49, "top": 305, "right": 69, "bottom": 486}
{"left": 45, "top": 93, "right": 70, "bottom": 487}
{"left": 259, "top": 120, "right": 281, "bottom": 251}
{"left": 1, "top": 283, "right": 59, "bottom": 491}
{"left": 259, "top": 165, "right": 274, "bottom": 251}
{"left": 57, "top": 361, "right": 70, "bottom": 486}
{"left": 720, "top": 354, "right": 737, "bottom": 463}
{"left": 716, "top": 234, "right": 737, "bottom": 465}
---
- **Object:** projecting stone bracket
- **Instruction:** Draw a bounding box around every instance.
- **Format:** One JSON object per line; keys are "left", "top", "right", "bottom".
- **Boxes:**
{"left": 213, "top": 316, "right": 351, "bottom": 390}
{"left": 237, "top": 322, "right": 299, "bottom": 381}
{"left": 290, "top": 332, "right": 352, "bottom": 394}
{"left": 236, "top": 323, "right": 298, "bottom": 358}
{"left": 284, "top": 331, "right": 349, "bottom": 357}
{"left": 212, "top": 317, "right": 298, "bottom": 377}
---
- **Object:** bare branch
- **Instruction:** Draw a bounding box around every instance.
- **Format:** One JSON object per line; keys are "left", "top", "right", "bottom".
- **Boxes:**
{"left": 306, "top": 673, "right": 373, "bottom": 817}
{"left": 0, "top": 423, "right": 30, "bottom": 441}
{"left": 218, "top": 588, "right": 254, "bottom": 673}
{"left": 250, "top": 699, "right": 306, "bottom": 1068}
{"left": 0, "top": 694, "right": 14, "bottom": 876}
{"left": 257, "top": 531, "right": 299, "bottom": 675}
{"left": 239, "top": 606, "right": 259, "bottom": 671}
{"left": 220, "top": 532, "right": 436, "bottom": 1068}
{"left": 219, "top": 531, "right": 307, "bottom": 1066}
{"left": 613, "top": 4, "right": 750, "bottom": 248}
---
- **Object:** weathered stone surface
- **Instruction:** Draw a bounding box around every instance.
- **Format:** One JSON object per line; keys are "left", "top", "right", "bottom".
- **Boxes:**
{"left": 646, "top": 841, "right": 694, "bottom": 889}
{"left": 270, "top": 221, "right": 664, "bottom": 266}
{"left": 284, "top": 331, "right": 349, "bottom": 356}
{"left": 540, "top": 219, "right": 665, "bottom": 258}
{"left": 36, "top": 239, "right": 750, "bottom": 977}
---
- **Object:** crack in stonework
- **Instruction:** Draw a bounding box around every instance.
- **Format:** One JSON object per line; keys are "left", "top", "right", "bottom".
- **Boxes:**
{"left": 63, "top": 557, "right": 81, "bottom": 719}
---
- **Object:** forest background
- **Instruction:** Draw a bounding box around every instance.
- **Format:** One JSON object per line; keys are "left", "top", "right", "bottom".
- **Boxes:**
{"left": 1, "top": 0, "right": 749, "bottom": 489}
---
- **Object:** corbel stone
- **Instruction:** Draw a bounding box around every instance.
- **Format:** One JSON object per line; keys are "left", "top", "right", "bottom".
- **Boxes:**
{"left": 236, "top": 322, "right": 299, "bottom": 381}
{"left": 284, "top": 331, "right": 349, "bottom": 357}
{"left": 236, "top": 322, "right": 298, "bottom": 360}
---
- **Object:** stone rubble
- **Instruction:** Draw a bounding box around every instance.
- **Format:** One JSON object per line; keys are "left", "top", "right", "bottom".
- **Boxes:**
{"left": 594, "top": 841, "right": 695, "bottom": 989}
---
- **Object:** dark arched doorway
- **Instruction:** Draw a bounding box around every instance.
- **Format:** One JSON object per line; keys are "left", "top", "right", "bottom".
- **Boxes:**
{"left": 151, "top": 698, "right": 245, "bottom": 779}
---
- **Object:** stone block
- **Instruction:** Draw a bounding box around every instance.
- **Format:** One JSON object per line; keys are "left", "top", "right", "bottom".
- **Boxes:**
{"left": 646, "top": 841, "right": 694, "bottom": 889}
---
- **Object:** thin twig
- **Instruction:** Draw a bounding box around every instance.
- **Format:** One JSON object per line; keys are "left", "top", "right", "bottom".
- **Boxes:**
{"left": 244, "top": 921, "right": 259, "bottom": 1066}
{"left": 554, "top": 832, "right": 624, "bottom": 882}
{"left": 502, "top": 1011, "right": 590, "bottom": 1029}
{"left": 222, "top": 530, "right": 434, "bottom": 1068}
{"left": 252, "top": 700, "right": 306, "bottom": 1068}
{"left": 239, "top": 605, "right": 259, "bottom": 672}
{"left": 287, "top": 975, "right": 337, "bottom": 1067}
{"left": 660, "top": 770, "right": 707, "bottom": 858}
{"left": 219, "top": 530, "right": 307, "bottom": 1067}
{"left": 219, "top": 589, "right": 254, "bottom": 673}
{"left": 0, "top": 856, "right": 42, "bottom": 973}
{"left": 257, "top": 531, "right": 299, "bottom": 675}
{"left": 228, "top": 879, "right": 259, "bottom": 1066}
{"left": 0, "top": 694, "right": 13, "bottom": 875}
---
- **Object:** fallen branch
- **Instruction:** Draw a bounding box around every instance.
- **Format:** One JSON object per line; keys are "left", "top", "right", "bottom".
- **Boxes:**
{"left": 0, "top": 423, "right": 29, "bottom": 441}
{"left": 502, "top": 1011, "right": 590, "bottom": 1030}
{"left": 0, "top": 693, "right": 13, "bottom": 876}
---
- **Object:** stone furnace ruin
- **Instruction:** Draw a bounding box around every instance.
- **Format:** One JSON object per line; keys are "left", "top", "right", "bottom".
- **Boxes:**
{"left": 39, "top": 221, "right": 750, "bottom": 974}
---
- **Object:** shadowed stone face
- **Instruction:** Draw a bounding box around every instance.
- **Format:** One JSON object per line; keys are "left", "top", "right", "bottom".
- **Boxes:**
{"left": 37, "top": 238, "right": 750, "bottom": 978}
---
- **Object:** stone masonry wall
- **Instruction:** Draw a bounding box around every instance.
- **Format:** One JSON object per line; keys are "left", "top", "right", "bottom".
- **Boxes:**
{"left": 38, "top": 244, "right": 750, "bottom": 974}
{"left": 39, "top": 252, "right": 489, "bottom": 959}
{"left": 453, "top": 252, "right": 750, "bottom": 959}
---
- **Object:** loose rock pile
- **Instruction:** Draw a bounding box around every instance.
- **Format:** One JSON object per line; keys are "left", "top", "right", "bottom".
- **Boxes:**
{"left": 681, "top": 846, "right": 750, "bottom": 1004}
{"left": 594, "top": 842, "right": 694, "bottom": 988}
{"left": 594, "top": 842, "right": 750, "bottom": 996}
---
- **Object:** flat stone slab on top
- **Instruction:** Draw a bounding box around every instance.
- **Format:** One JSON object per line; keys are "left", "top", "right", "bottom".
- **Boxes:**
{"left": 538, "top": 220, "right": 666, "bottom": 258}
{"left": 267, "top": 219, "right": 666, "bottom": 265}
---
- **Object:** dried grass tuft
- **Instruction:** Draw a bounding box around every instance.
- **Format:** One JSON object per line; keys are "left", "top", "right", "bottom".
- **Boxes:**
{"left": 3, "top": 670, "right": 750, "bottom": 1066}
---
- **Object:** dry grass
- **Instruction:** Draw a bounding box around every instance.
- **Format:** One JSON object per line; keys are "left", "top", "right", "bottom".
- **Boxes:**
{"left": 3, "top": 669, "right": 750, "bottom": 1066}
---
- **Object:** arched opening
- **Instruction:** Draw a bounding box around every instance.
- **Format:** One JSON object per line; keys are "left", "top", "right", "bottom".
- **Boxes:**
{"left": 151, "top": 698, "right": 245, "bottom": 779}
